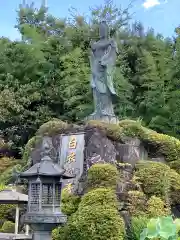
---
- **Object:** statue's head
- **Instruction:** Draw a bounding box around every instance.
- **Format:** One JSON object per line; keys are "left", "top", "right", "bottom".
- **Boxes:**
{"left": 99, "top": 20, "right": 109, "bottom": 39}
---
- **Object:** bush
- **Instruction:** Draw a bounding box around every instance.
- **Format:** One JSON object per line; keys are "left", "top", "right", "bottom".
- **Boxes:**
{"left": 169, "top": 160, "right": 180, "bottom": 174}
{"left": 147, "top": 196, "right": 170, "bottom": 218}
{"left": 1, "top": 221, "right": 15, "bottom": 233}
{"left": 135, "top": 161, "right": 180, "bottom": 199}
{"left": 0, "top": 164, "right": 22, "bottom": 184}
{"left": 0, "top": 157, "right": 19, "bottom": 174}
{"left": 52, "top": 225, "right": 67, "bottom": 240}
{"left": 127, "top": 191, "right": 147, "bottom": 216}
{"left": 79, "top": 187, "right": 119, "bottom": 210}
{"left": 65, "top": 206, "right": 125, "bottom": 240}
{"left": 143, "top": 132, "right": 180, "bottom": 162}
{"left": 87, "top": 163, "right": 119, "bottom": 189}
{"left": 36, "top": 119, "right": 68, "bottom": 136}
{"left": 131, "top": 216, "right": 150, "bottom": 240}
{"left": 61, "top": 189, "right": 80, "bottom": 216}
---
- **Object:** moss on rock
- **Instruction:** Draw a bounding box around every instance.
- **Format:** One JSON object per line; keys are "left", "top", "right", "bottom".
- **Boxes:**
{"left": 23, "top": 119, "right": 180, "bottom": 172}
{"left": 36, "top": 119, "right": 68, "bottom": 136}
{"left": 22, "top": 119, "right": 69, "bottom": 165}
{"left": 87, "top": 120, "right": 180, "bottom": 163}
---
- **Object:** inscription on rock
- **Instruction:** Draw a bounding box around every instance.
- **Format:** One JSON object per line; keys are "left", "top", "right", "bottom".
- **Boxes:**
{"left": 58, "top": 133, "right": 85, "bottom": 190}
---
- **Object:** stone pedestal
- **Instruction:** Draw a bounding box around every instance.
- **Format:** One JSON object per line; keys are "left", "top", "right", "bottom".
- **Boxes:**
{"left": 25, "top": 213, "right": 67, "bottom": 240}
{"left": 85, "top": 113, "right": 119, "bottom": 124}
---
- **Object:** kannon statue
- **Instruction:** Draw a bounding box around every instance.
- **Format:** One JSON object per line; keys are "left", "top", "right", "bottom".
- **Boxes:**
{"left": 88, "top": 20, "right": 118, "bottom": 123}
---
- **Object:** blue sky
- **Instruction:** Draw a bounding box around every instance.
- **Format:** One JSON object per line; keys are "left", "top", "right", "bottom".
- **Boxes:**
{"left": 0, "top": 0, "right": 179, "bottom": 40}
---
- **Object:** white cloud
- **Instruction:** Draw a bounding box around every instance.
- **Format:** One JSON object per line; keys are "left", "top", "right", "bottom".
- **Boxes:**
{"left": 142, "top": 0, "right": 161, "bottom": 9}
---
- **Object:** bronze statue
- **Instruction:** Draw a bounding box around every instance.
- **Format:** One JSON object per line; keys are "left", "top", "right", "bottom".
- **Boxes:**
{"left": 87, "top": 20, "right": 118, "bottom": 123}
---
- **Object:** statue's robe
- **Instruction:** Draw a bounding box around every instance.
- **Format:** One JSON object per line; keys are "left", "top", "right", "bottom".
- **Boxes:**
{"left": 89, "top": 38, "right": 118, "bottom": 116}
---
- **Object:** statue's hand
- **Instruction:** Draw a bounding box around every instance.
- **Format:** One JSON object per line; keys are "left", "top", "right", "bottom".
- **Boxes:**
{"left": 99, "top": 60, "right": 106, "bottom": 67}
{"left": 90, "top": 40, "right": 95, "bottom": 49}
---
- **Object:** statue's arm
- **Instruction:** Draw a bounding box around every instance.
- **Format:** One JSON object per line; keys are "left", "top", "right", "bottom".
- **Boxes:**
{"left": 89, "top": 50, "right": 96, "bottom": 75}
{"left": 101, "top": 40, "right": 118, "bottom": 66}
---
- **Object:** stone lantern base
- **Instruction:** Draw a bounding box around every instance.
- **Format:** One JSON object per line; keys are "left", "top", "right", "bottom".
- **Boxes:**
{"left": 25, "top": 212, "right": 67, "bottom": 240}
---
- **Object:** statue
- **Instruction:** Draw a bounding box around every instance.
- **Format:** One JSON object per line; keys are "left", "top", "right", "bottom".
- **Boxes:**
{"left": 87, "top": 20, "right": 119, "bottom": 123}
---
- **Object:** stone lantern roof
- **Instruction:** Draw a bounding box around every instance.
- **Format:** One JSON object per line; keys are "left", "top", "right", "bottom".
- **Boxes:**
{"left": 0, "top": 189, "right": 28, "bottom": 204}
{"left": 20, "top": 155, "right": 75, "bottom": 180}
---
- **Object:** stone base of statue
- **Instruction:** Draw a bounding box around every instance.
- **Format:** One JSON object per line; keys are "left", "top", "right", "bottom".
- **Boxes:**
{"left": 85, "top": 112, "right": 119, "bottom": 124}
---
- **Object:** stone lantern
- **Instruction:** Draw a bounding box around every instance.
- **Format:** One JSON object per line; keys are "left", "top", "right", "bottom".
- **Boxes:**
{"left": 19, "top": 138, "right": 75, "bottom": 240}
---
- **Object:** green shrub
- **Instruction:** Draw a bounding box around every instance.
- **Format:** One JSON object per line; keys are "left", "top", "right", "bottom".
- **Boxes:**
{"left": 0, "top": 157, "right": 19, "bottom": 174}
{"left": 0, "top": 204, "right": 16, "bottom": 221}
{"left": 169, "top": 160, "right": 180, "bottom": 174}
{"left": 127, "top": 191, "right": 147, "bottom": 216}
{"left": 131, "top": 216, "right": 150, "bottom": 240}
{"left": 1, "top": 221, "right": 15, "bottom": 233}
{"left": 65, "top": 206, "right": 125, "bottom": 240}
{"left": 79, "top": 187, "right": 119, "bottom": 210}
{"left": 87, "top": 163, "right": 119, "bottom": 189}
{"left": 147, "top": 196, "right": 170, "bottom": 218}
{"left": 135, "top": 161, "right": 180, "bottom": 199}
{"left": 0, "top": 164, "right": 22, "bottom": 184}
{"left": 143, "top": 131, "right": 180, "bottom": 162}
{"left": 61, "top": 189, "right": 80, "bottom": 216}
{"left": 52, "top": 225, "right": 67, "bottom": 240}
{"left": 36, "top": 119, "right": 68, "bottom": 136}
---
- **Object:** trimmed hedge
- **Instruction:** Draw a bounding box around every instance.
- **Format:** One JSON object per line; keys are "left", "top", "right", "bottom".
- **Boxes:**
{"left": 61, "top": 189, "right": 80, "bottom": 216}
{"left": 147, "top": 196, "right": 170, "bottom": 218}
{"left": 65, "top": 206, "right": 125, "bottom": 240}
{"left": 79, "top": 187, "right": 119, "bottom": 210}
{"left": 53, "top": 163, "right": 125, "bottom": 240}
{"left": 135, "top": 161, "right": 180, "bottom": 205}
{"left": 127, "top": 190, "right": 147, "bottom": 216}
{"left": 87, "top": 163, "right": 119, "bottom": 189}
